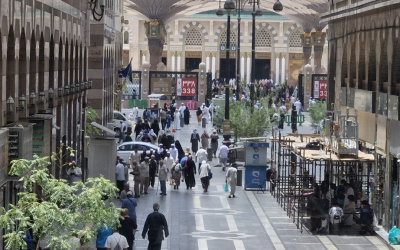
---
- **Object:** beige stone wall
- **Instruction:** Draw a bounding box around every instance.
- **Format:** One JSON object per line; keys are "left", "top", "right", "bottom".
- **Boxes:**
{"left": 123, "top": 11, "right": 316, "bottom": 85}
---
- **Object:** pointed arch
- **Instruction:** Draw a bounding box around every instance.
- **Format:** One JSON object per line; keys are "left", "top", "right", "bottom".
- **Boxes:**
{"left": 180, "top": 21, "right": 209, "bottom": 43}
{"left": 184, "top": 27, "right": 203, "bottom": 46}
{"left": 250, "top": 23, "right": 278, "bottom": 44}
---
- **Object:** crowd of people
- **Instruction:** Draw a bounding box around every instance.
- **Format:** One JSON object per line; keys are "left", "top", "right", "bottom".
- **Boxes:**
{"left": 305, "top": 177, "right": 374, "bottom": 234}
{"left": 107, "top": 102, "right": 242, "bottom": 250}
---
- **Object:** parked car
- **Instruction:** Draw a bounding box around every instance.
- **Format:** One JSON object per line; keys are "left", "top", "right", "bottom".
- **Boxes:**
{"left": 113, "top": 110, "right": 133, "bottom": 137}
{"left": 117, "top": 141, "right": 158, "bottom": 163}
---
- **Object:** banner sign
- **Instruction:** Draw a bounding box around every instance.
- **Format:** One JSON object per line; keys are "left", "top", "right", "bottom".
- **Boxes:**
{"left": 177, "top": 78, "right": 197, "bottom": 97}
{"left": 314, "top": 80, "right": 327, "bottom": 99}
{"left": 150, "top": 78, "right": 172, "bottom": 95}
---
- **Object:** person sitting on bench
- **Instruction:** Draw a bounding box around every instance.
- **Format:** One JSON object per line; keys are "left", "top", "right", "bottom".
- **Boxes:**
{"left": 355, "top": 200, "right": 373, "bottom": 232}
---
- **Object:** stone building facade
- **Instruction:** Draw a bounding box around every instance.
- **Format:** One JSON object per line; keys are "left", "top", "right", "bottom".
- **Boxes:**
{"left": 123, "top": 10, "right": 328, "bottom": 87}
{"left": 0, "top": 1, "right": 123, "bottom": 245}
{"left": 321, "top": 0, "right": 400, "bottom": 230}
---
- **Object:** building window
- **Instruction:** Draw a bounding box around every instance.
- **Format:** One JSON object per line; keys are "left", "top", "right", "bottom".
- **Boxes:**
{"left": 124, "top": 31, "right": 129, "bottom": 44}
{"left": 289, "top": 29, "right": 302, "bottom": 47}
{"left": 219, "top": 29, "right": 237, "bottom": 46}
{"left": 184, "top": 27, "right": 203, "bottom": 46}
{"left": 124, "top": 20, "right": 129, "bottom": 25}
{"left": 255, "top": 29, "right": 272, "bottom": 47}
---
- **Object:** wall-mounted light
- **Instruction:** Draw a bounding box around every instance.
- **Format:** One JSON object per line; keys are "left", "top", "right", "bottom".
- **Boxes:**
{"left": 58, "top": 88, "right": 64, "bottom": 97}
{"left": 143, "top": 68, "right": 148, "bottom": 78}
{"left": 88, "top": 80, "right": 93, "bottom": 89}
{"left": 76, "top": 83, "right": 81, "bottom": 92}
{"left": 84, "top": 81, "right": 89, "bottom": 89}
{"left": 5, "top": 96, "right": 14, "bottom": 115}
{"left": 48, "top": 88, "right": 54, "bottom": 102}
{"left": 64, "top": 85, "right": 70, "bottom": 95}
{"left": 30, "top": 92, "right": 36, "bottom": 106}
{"left": 38, "top": 91, "right": 45, "bottom": 104}
{"left": 88, "top": 0, "right": 105, "bottom": 22}
{"left": 70, "top": 84, "right": 75, "bottom": 93}
{"left": 17, "top": 94, "right": 26, "bottom": 111}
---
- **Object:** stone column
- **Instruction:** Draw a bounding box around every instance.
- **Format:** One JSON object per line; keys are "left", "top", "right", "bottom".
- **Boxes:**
{"left": 141, "top": 61, "right": 150, "bottom": 100}
{"left": 177, "top": 52, "right": 181, "bottom": 72}
{"left": 276, "top": 54, "right": 280, "bottom": 83}
{"left": 211, "top": 54, "right": 216, "bottom": 80}
{"left": 281, "top": 53, "right": 286, "bottom": 83}
{"left": 144, "top": 19, "right": 167, "bottom": 71}
{"left": 171, "top": 52, "right": 176, "bottom": 71}
{"left": 240, "top": 54, "right": 245, "bottom": 81}
{"left": 301, "top": 32, "right": 313, "bottom": 66}
{"left": 312, "top": 30, "right": 327, "bottom": 74}
{"left": 198, "top": 62, "right": 206, "bottom": 105}
{"left": 206, "top": 53, "right": 210, "bottom": 73}
{"left": 246, "top": 55, "right": 251, "bottom": 84}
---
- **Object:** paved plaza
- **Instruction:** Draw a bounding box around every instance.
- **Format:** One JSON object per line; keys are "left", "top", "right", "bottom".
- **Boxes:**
{"left": 121, "top": 109, "right": 390, "bottom": 250}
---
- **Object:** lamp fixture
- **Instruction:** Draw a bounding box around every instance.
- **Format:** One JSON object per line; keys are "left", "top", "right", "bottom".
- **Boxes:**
{"left": 58, "top": 88, "right": 64, "bottom": 97}
{"left": 5, "top": 96, "right": 14, "bottom": 115}
{"left": 38, "top": 91, "right": 45, "bottom": 104}
{"left": 88, "top": 0, "right": 105, "bottom": 22}
{"left": 255, "top": 6, "right": 263, "bottom": 16}
{"left": 70, "top": 84, "right": 75, "bottom": 93}
{"left": 273, "top": 0, "right": 283, "bottom": 12}
{"left": 143, "top": 69, "right": 148, "bottom": 78}
{"left": 64, "top": 85, "right": 70, "bottom": 95}
{"left": 224, "top": 0, "right": 236, "bottom": 12}
{"left": 88, "top": 81, "right": 93, "bottom": 89}
{"left": 17, "top": 94, "right": 26, "bottom": 111}
{"left": 216, "top": 0, "right": 224, "bottom": 16}
{"left": 30, "top": 92, "right": 36, "bottom": 106}
{"left": 48, "top": 88, "right": 54, "bottom": 101}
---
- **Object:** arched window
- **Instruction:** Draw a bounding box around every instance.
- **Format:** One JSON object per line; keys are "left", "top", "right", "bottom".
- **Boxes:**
{"left": 184, "top": 28, "right": 203, "bottom": 46}
{"left": 255, "top": 29, "right": 272, "bottom": 47}
{"left": 219, "top": 29, "right": 237, "bottom": 46}
{"left": 124, "top": 31, "right": 129, "bottom": 44}
{"left": 289, "top": 29, "right": 302, "bottom": 47}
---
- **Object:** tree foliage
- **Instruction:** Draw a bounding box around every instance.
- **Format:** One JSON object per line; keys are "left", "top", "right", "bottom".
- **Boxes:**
{"left": 86, "top": 106, "right": 101, "bottom": 135}
{"left": 217, "top": 97, "right": 273, "bottom": 141}
{"left": 0, "top": 148, "right": 121, "bottom": 250}
{"left": 308, "top": 100, "right": 327, "bottom": 132}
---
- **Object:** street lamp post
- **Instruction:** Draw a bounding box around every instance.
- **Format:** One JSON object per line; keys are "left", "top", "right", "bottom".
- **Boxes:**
{"left": 236, "top": 1, "right": 241, "bottom": 101}
{"left": 250, "top": 0, "right": 262, "bottom": 106}
{"left": 217, "top": 0, "right": 235, "bottom": 135}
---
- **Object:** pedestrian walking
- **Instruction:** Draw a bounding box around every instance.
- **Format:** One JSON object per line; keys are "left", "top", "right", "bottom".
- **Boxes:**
{"left": 196, "top": 107, "right": 203, "bottom": 125}
{"left": 174, "top": 140, "right": 185, "bottom": 162}
{"left": 226, "top": 163, "right": 238, "bottom": 198}
{"left": 158, "top": 160, "right": 168, "bottom": 195}
{"left": 190, "top": 129, "right": 200, "bottom": 154}
{"left": 196, "top": 146, "right": 208, "bottom": 173}
{"left": 149, "top": 155, "right": 157, "bottom": 188}
{"left": 130, "top": 161, "right": 141, "bottom": 198}
{"left": 294, "top": 99, "right": 302, "bottom": 115}
{"left": 174, "top": 110, "right": 180, "bottom": 130}
{"left": 116, "top": 158, "right": 125, "bottom": 196}
{"left": 210, "top": 130, "right": 219, "bottom": 158}
{"left": 218, "top": 143, "right": 229, "bottom": 171}
{"left": 105, "top": 228, "right": 129, "bottom": 250}
{"left": 118, "top": 121, "right": 126, "bottom": 143}
{"left": 184, "top": 107, "right": 190, "bottom": 125}
{"left": 160, "top": 109, "right": 167, "bottom": 131}
{"left": 140, "top": 157, "right": 150, "bottom": 195}
{"left": 201, "top": 130, "right": 209, "bottom": 149}
{"left": 96, "top": 226, "right": 113, "bottom": 250}
{"left": 199, "top": 160, "right": 211, "bottom": 192}
{"left": 151, "top": 120, "right": 160, "bottom": 138}
{"left": 142, "top": 203, "right": 169, "bottom": 250}
{"left": 119, "top": 182, "right": 132, "bottom": 201}
{"left": 169, "top": 144, "right": 178, "bottom": 161}
{"left": 184, "top": 155, "right": 196, "bottom": 189}
{"left": 121, "top": 191, "right": 138, "bottom": 222}
{"left": 118, "top": 208, "right": 137, "bottom": 250}
{"left": 171, "top": 161, "right": 182, "bottom": 189}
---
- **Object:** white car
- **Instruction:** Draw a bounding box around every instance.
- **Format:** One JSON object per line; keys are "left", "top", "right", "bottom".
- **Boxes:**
{"left": 113, "top": 111, "right": 133, "bottom": 137}
{"left": 117, "top": 141, "right": 159, "bottom": 163}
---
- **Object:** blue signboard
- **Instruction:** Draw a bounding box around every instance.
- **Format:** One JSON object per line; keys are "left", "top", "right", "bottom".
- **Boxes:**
{"left": 244, "top": 165, "right": 267, "bottom": 190}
